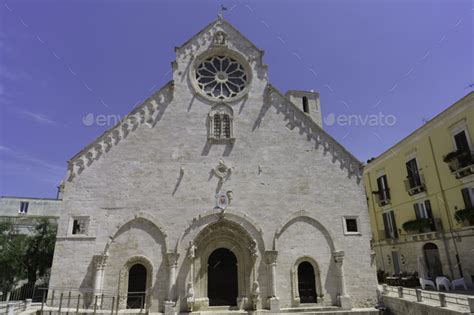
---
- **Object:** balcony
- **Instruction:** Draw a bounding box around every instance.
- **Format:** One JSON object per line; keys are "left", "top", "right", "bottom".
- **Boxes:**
{"left": 443, "top": 150, "right": 474, "bottom": 179}
{"left": 402, "top": 217, "right": 438, "bottom": 234}
{"left": 404, "top": 174, "right": 426, "bottom": 196}
{"left": 454, "top": 207, "right": 474, "bottom": 226}
{"left": 373, "top": 189, "right": 391, "bottom": 207}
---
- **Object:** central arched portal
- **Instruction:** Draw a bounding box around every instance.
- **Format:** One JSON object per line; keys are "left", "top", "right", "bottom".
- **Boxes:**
{"left": 208, "top": 248, "right": 238, "bottom": 306}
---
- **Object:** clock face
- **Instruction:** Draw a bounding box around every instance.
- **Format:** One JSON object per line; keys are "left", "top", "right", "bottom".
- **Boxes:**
{"left": 194, "top": 55, "right": 249, "bottom": 101}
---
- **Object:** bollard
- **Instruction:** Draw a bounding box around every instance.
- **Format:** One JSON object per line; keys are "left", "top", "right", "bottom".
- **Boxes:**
{"left": 111, "top": 297, "right": 115, "bottom": 315}
{"left": 76, "top": 294, "right": 81, "bottom": 314}
{"left": 58, "top": 293, "right": 64, "bottom": 314}
{"left": 382, "top": 284, "right": 388, "bottom": 295}
{"left": 415, "top": 289, "right": 422, "bottom": 302}
{"left": 24, "top": 298, "right": 32, "bottom": 311}
{"left": 7, "top": 302, "right": 15, "bottom": 315}
{"left": 66, "top": 291, "right": 71, "bottom": 315}
{"left": 41, "top": 290, "right": 46, "bottom": 314}
{"left": 397, "top": 286, "right": 403, "bottom": 298}
{"left": 100, "top": 293, "right": 104, "bottom": 310}
{"left": 439, "top": 293, "right": 447, "bottom": 307}
{"left": 467, "top": 297, "right": 474, "bottom": 313}
{"left": 115, "top": 295, "right": 120, "bottom": 315}
{"left": 93, "top": 295, "right": 98, "bottom": 315}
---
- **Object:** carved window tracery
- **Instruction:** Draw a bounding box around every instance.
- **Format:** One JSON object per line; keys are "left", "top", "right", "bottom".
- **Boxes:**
{"left": 209, "top": 104, "right": 234, "bottom": 142}
{"left": 195, "top": 55, "right": 248, "bottom": 101}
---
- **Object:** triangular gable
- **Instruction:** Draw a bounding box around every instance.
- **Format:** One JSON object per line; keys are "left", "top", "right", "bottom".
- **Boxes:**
{"left": 175, "top": 17, "right": 264, "bottom": 56}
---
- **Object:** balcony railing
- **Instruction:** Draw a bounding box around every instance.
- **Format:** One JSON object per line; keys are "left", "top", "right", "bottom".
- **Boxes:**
{"left": 404, "top": 173, "right": 426, "bottom": 196}
{"left": 402, "top": 217, "right": 438, "bottom": 234}
{"left": 443, "top": 150, "right": 474, "bottom": 179}
{"left": 454, "top": 207, "right": 474, "bottom": 226}
{"left": 373, "top": 189, "right": 391, "bottom": 207}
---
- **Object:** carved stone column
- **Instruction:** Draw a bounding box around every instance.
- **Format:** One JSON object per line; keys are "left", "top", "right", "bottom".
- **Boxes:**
{"left": 264, "top": 250, "right": 279, "bottom": 312}
{"left": 165, "top": 252, "right": 179, "bottom": 315}
{"left": 333, "top": 250, "right": 352, "bottom": 310}
{"left": 92, "top": 253, "right": 108, "bottom": 308}
{"left": 186, "top": 241, "right": 197, "bottom": 312}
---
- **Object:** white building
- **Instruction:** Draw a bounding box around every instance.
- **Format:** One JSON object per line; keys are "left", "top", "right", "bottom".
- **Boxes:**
{"left": 49, "top": 17, "right": 377, "bottom": 314}
{"left": 0, "top": 196, "right": 61, "bottom": 234}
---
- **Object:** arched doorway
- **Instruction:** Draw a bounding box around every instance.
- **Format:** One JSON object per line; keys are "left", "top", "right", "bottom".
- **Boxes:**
{"left": 208, "top": 248, "right": 238, "bottom": 306}
{"left": 298, "top": 262, "right": 317, "bottom": 303}
{"left": 127, "top": 264, "right": 147, "bottom": 309}
{"left": 423, "top": 243, "right": 442, "bottom": 279}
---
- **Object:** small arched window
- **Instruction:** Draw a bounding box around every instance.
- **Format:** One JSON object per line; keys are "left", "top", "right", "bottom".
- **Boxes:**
{"left": 213, "top": 114, "right": 222, "bottom": 138}
{"left": 209, "top": 104, "right": 234, "bottom": 142}
{"left": 302, "top": 96, "right": 309, "bottom": 113}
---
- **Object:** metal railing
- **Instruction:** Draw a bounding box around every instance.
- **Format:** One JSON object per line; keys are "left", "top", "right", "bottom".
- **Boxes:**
{"left": 0, "top": 282, "right": 39, "bottom": 302}
{"left": 34, "top": 287, "right": 151, "bottom": 314}
{"left": 382, "top": 284, "right": 474, "bottom": 312}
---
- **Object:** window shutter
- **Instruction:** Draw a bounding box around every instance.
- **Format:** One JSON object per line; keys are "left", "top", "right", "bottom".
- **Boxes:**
{"left": 384, "top": 175, "right": 391, "bottom": 199}
{"left": 425, "top": 200, "right": 433, "bottom": 219}
{"left": 377, "top": 177, "right": 383, "bottom": 192}
{"left": 462, "top": 188, "right": 473, "bottom": 209}
{"left": 390, "top": 211, "right": 398, "bottom": 238}
{"left": 382, "top": 213, "right": 390, "bottom": 239}
{"left": 414, "top": 203, "right": 421, "bottom": 219}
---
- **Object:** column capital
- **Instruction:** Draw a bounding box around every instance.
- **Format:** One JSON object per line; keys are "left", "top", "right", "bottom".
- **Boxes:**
{"left": 165, "top": 252, "right": 180, "bottom": 266}
{"left": 333, "top": 250, "right": 345, "bottom": 265}
{"left": 93, "top": 253, "right": 109, "bottom": 270}
{"left": 264, "top": 250, "right": 278, "bottom": 264}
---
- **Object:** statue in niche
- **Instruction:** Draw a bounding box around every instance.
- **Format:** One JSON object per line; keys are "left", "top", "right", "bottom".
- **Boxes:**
{"left": 213, "top": 31, "right": 227, "bottom": 45}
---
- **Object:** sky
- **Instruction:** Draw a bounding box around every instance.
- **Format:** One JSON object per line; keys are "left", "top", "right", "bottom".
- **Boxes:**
{"left": 0, "top": 0, "right": 472, "bottom": 198}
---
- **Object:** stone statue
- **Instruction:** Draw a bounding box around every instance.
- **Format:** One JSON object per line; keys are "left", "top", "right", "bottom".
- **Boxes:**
{"left": 188, "top": 241, "right": 197, "bottom": 260}
{"left": 251, "top": 281, "right": 261, "bottom": 310}
{"left": 213, "top": 31, "right": 226, "bottom": 45}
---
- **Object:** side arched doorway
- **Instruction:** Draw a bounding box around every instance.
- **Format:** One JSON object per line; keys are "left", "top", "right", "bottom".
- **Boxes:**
{"left": 208, "top": 248, "right": 238, "bottom": 306}
{"left": 298, "top": 262, "right": 317, "bottom": 303}
{"left": 423, "top": 243, "right": 442, "bottom": 279}
{"left": 127, "top": 264, "right": 147, "bottom": 309}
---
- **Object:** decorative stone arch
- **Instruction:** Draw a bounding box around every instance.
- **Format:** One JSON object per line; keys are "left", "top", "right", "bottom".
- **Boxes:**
{"left": 118, "top": 255, "right": 154, "bottom": 309}
{"left": 273, "top": 210, "right": 339, "bottom": 252}
{"left": 103, "top": 211, "right": 169, "bottom": 255}
{"left": 190, "top": 219, "right": 258, "bottom": 310}
{"left": 175, "top": 208, "right": 265, "bottom": 254}
{"left": 291, "top": 256, "right": 324, "bottom": 306}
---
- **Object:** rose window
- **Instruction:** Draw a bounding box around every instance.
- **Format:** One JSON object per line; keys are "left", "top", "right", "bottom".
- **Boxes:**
{"left": 195, "top": 55, "right": 248, "bottom": 100}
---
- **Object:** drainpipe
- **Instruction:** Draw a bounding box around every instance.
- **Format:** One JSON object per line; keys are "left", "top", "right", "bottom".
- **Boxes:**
{"left": 428, "top": 136, "right": 461, "bottom": 278}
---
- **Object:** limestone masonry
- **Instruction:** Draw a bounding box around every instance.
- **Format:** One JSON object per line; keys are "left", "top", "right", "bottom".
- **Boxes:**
{"left": 48, "top": 17, "right": 377, "bottom": 314}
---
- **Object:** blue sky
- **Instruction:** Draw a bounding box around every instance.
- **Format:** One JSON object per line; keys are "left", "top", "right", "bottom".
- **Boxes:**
{"left": 0, "top": 0, "right": 472, "bottom": 198}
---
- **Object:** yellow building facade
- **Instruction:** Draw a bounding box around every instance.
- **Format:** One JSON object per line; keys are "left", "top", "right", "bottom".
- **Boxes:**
{"left": 364, "top": 92, "right": 474, "bottom": 285}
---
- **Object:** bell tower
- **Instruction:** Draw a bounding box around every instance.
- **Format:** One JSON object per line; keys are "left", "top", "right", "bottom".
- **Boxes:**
{"left": 285, "top": 90, "right": 322, "bottom": 128}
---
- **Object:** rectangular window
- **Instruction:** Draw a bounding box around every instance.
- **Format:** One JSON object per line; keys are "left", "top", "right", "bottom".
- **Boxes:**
{"left": 342, "top": 216, "right": 360, "bottom": 235}
{"left": 376, "top": 175, "right": 390, "bottom": 201}
{"left": 454, "top": 130, "right": 470, "bottom": 152}
{"left": 71, "top": 217, "right": 89, "bottom": 235}
{"left": 346, "top": 219, "right": 358, "bottom": 232}
{"left": 414, "top": 199, "right": 435, "bottom": 231}
{"left": 383, "top": 211, "right": 398, "bottom": 239}
{"left": 462, "top": 188, "right": 474, "bottom": 209}
{"left": 406, "top": 158, "right": 421, "bottom": 188}
{"left": 19, "top": 201, "right": 29, "bottom": 214}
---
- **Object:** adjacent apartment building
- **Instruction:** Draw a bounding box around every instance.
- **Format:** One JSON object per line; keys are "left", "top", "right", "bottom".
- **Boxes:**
{"left": 0, "top": 196, "right": 62, "bottom": 234}
{"left": 364, "top": 92, "right": 474, "bottom": 284}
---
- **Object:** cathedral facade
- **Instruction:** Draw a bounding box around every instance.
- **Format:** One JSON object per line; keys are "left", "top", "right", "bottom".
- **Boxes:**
{"left": 49, "top": 18, "right": 377, "bottom": 314}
